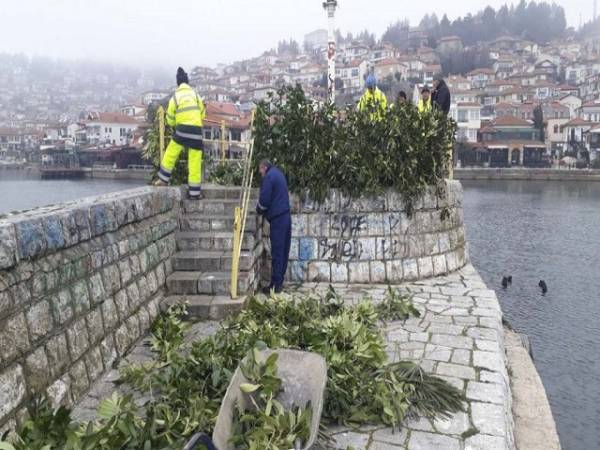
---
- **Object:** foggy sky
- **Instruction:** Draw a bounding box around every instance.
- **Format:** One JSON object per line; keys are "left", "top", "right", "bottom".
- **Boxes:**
{"left": 0, "top": 0, "right": 593, "bottom": 69}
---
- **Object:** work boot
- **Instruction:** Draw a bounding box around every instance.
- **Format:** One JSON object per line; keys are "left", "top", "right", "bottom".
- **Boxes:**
{"left": 187, "top": 191, "right": 204, "bottom": 200}
{"left": 152, "top": 179, "right": 168, "bottom": 187}
{"left": 261, "top": 285, "right": 274, "bottom": 296}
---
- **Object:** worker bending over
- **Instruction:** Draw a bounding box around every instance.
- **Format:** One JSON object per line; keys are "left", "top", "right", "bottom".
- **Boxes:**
{"left": 256, "top": 160, "right": 291, "bottom": 294}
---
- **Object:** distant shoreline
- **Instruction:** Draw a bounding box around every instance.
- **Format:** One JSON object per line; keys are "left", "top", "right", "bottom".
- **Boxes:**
{"left": 0, "top": 164, "right": 151, "bottom": 181}
{"left": 454, "top": 167, "right": 600, "bottom": 182}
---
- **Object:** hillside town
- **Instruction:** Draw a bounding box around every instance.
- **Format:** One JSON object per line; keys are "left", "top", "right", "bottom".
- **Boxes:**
{"left": 3, "top": 18, "right": 600, "bottom": 170}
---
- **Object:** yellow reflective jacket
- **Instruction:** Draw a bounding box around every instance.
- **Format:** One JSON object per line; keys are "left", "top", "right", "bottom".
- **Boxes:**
{"left": 417, "top": 97, "right": 432, "bottom": 113}
{"left": 358, "top": 88, "right": 388, "bottom": 119}
{"left": 166, "top": 83, "right": 206, "bottom": 128}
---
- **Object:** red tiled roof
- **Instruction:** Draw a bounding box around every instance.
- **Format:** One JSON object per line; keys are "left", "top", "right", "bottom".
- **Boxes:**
{"left": 491, "top": 116, "right": 533, "bottom": 126}
{"left": 206, "top": 101, "right": 240, "bottom": 117}
{"left": 375, "top": 58, "right": 403, "bottom": 66}
{"left": 563, "top": 117, "right": 593, "bottom": 127}
{"left": 581, "top": 99, "right": 600, "bottom": 107}
{"left": 467, "top": 68, "right": 495, "bottom": 76}
{"left": 86, "top": 112, "right": 139, "bottom": 125}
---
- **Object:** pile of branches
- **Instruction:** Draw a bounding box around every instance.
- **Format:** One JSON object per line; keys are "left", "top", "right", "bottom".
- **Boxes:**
{"left": 2, "top": 288, "right": 463, "bottom": 450}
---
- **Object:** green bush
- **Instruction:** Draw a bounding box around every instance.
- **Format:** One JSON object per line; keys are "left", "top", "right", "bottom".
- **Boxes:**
{"left": 253, "top": 85, "right": 456, "bottom": 213}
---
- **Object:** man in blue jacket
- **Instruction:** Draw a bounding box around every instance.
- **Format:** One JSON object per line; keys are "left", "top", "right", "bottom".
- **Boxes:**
{"left": 256, "top": 160, "right": 291, "bottom": 294}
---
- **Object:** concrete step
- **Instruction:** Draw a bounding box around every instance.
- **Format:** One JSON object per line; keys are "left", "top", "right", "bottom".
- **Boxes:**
{"left": 167, "top": 271, "right": 253, "bottom": 295}
{"left": 176, "top": 231, "right": 255, "bottom": 252}
{"left": 182, "top": 199, "right": 246, "bottom": 215}
{"left": 179, "top": 214, "right": 260, "bottom": 232}
{"left": 162, "top": 294, "right": 246, "bottom": 320}
{"left": 200, "top": 185, "right": 258, "bottom": 200}
{"left": 173, "top": 250, "right": 255, "bottom": 272}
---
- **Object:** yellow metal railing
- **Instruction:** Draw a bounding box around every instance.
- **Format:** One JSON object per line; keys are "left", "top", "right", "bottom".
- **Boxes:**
{"left": 230, "top": 111, "right": 256, "bottom": 299}
{"left": 157, "top": 106, "right": 166, "bottom": 162}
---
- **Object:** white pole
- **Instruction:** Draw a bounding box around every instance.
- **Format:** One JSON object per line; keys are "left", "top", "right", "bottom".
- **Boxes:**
{"left": 323, "top": 1, "right": 338, "bottom": 104}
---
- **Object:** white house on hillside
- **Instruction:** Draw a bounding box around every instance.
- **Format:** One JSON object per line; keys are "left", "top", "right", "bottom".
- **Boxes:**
{"left": 84, "top": 112, "right": 139, "bottom": 146}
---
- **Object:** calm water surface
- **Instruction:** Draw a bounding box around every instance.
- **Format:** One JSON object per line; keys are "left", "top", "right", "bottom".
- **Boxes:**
{"left": 0, "top": 173, "right": 143, "bottom": 214}
{"left": 462, "top": 180, "right": 600, "bottom": 450}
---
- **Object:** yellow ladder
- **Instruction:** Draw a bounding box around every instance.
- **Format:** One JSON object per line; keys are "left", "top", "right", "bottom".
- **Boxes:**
{"left": 230, "top": 111, "right": 256, "bottom": 299}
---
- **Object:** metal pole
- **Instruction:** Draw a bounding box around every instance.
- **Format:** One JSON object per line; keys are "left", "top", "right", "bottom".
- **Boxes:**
{"left": 221, "top": 120, "right": 226, "bottom": 161}
{"left": 323, "top": 1, "right": 338, "bottom": 104}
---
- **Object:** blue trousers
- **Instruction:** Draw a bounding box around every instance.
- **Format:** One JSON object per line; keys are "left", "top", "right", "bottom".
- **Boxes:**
{"left": 269, "top": 213, "right": 292, "bottom": 289}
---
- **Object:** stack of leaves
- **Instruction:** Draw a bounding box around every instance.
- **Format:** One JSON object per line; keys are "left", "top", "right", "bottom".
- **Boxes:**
{"left": 230, "top": 348, "right": 312, "bottom": 450}
{"left": 2, "top": 288, "right": 464, "bottom": 450}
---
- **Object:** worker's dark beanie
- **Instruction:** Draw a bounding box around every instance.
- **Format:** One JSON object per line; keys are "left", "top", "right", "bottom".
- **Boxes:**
{"left": 176, "top": 67, "right": 188, "bottom": 86}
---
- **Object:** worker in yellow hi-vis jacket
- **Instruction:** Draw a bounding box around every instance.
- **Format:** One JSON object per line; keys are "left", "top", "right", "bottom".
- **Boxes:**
{"left": 154, "top": 67, "right": 206, "bottom": 199}
{"left": 358, "top": 74, "right": 387, "bottom": 120}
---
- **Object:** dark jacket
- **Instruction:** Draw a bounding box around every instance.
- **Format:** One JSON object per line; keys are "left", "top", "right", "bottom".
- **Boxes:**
{"left": 432, "top": 80, "right": 451, "bottom": 116}
{"left": 257, "top": 166, "right": 290, "bottom": 221}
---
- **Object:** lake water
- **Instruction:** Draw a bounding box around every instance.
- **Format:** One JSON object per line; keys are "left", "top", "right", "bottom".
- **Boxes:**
{"left": 0, "top": 174, "right": 143, "bottom": 214}
{"left": 462, "top": 180, "right": 600, "bottom": 450}
{"left": 0, "top": 175, "right": 597, "bottom": 448}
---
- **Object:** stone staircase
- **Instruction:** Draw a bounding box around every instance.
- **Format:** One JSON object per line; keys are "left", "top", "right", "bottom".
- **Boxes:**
{"left": 165, "top": 185, "right": 262, "bottom": 319}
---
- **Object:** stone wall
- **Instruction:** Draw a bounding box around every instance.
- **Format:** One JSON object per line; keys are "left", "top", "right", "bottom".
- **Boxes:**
{"left": 263, "top": 180, "right": 468, "bottom": 284}
{"left": 0, "top": 187, "right": 180, "bottom": 431}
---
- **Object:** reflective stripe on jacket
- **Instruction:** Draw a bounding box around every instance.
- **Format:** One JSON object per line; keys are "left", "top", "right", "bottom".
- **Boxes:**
{"left": 166, "top": 83, "right": 206, "bottom": 128}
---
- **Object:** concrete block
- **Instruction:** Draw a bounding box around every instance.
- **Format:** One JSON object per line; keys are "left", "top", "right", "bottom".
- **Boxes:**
{"left": 432, "top": 254, "right": 448, "bottom": 276}
{"left": 14, "top": 219, "right": 46, "bottom": 260}
{"left": 26, "top": 300, "right": 53, "bottom": 341}
{"left": 0, "top": 364, "right": 27, "bottom": 420}
{"left": 25, "top": 346, "right": 50, "bottom": 390}
{"left": 50, "top": 289, "right": 74, "bottom": 325}
{"left": 408, "top": 431, "right": 461, "bottom": 450}
{"left": 67, "top": 318, "right": 90, "bottom": 361}
{"left": 385, "top": 260, "right": 403, "bottom": 283}
{"left": 298, "top": 237, "right": 318, "bottom": 262}
{"left": 88, "top": 272, "right": 106, "bottom": 306}
{"left": 84, "top": 346, "right": 104, "bottom": 382}
{"left": 470, "top": 402, "right": 507, "bottom": 437}
{"left": 370, "top": 261, "right": 386, "bottom": 283}
{"left": 418, "top": 256, "right": 434, "bottom": 279}
{"left": 0, "top": 313, "right": 30, "bottom": 361}
{"left": 289, "top": 261, "right": 307, "bottom": 283}
{"left": 307, "top": 261, "right": 330, "bottom": 282}
{"left": 70, "top": 279, "right": 91, "bottom": 315}
{"left": 42, "top": 216, "right": 66, "bottom": 251}
{"left": 402, "top": 258, "right": 418, "bottom": 281}
{"left": 348, "top": 261, "right": 370, "bottom": 284}
{"left": 331, "top": 263, "right": 349, "bottom": 283}
{"left": 69, "top": 360, "right": 90, "bottom": 402}
{"left": 86, "top": 308, "right": 105, "bottom": 346}
{"left": 45, "top": 333, "right": 70, "bottom": 377}
{"left": 46, "top": 375, "right": 71, "bottom": 407}
{"left": 0, "top": 223, "right": 17, "bottom": 270}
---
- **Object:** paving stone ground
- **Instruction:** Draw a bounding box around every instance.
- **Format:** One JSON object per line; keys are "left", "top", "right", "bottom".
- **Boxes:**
{"left": 73, "top": 264, "right": 514, "bottom": 450}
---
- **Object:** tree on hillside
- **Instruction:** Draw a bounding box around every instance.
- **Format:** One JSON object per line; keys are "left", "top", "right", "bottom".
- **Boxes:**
{"left": 381, "top": 20, "right": 410, "bottom": 47}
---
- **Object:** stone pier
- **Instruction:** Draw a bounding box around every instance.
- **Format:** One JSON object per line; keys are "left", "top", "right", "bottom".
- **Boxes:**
{"left": 0, "top": 181, "right": 561, "bottom": 449}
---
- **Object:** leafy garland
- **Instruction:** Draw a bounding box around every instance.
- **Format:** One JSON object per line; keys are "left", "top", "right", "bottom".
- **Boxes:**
{"left": 2, "top": 288, "right": 464, "bottom": 449}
